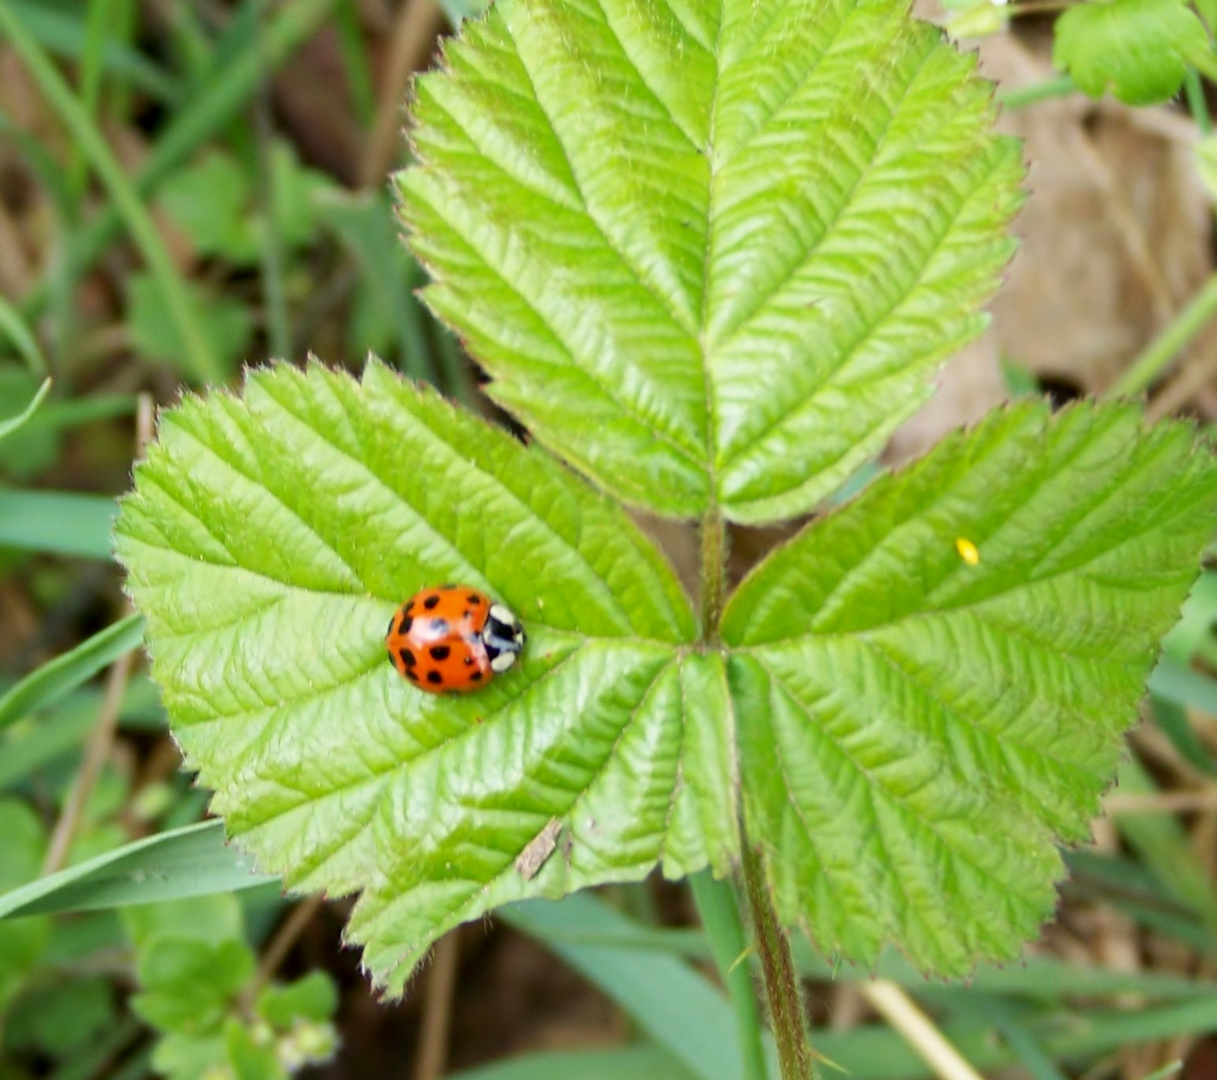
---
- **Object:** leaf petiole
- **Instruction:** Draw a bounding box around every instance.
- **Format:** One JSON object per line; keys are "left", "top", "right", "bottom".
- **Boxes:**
{"left": 740, "top": 843, "right": 819, "bottom": 1080}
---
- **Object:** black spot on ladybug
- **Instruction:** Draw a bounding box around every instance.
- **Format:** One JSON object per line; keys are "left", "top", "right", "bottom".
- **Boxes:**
{"left": 470, "top": 671, "right": 483, "bottom": 681}
{"left": 400, "top": 648, "right": 416, "bottom": 668}
{"left": 405, "top": 601, "right": 415, "bottom": 614}
{"left": 406, "top": 669, "right": 419, "bottom": 681}
{"left": 462, "top": 609, "right": 472, "bottom": 620}
{"left": 430, "top": 645, "right": 450, "bottom": 661}
{"left": 463, "top": 655, "right": 473, "bottom": 666}
{"left": 467, "top": 594, "right": 480, "bottom": 605}
{"left": 430, "top": 618, "right": 449, "bottom": 635}
{"left": 386, "top": 616, "right": 396, "bottom": 638}
{"left": 426, "top": 670, "right": 443, "bottom": 685}
{"left": 423, "top": 594, "right": 441, "bottom": 610}
{"left": 398, "top": 615, "right": 413, "bottom": 635}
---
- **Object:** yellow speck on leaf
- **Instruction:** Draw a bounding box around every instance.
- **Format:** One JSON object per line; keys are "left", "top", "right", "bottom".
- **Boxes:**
{"left": 955, "top": 537, "right": 980, "bottom": 565}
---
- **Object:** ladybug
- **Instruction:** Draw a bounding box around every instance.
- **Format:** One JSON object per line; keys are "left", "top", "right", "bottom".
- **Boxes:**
{"left": 386, "top": 584, "right": 525, "bottom": 693}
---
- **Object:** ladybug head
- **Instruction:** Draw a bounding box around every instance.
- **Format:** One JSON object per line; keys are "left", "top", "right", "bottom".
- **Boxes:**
{"left": 483, "top": 603, "right": 525, "bottom": 673}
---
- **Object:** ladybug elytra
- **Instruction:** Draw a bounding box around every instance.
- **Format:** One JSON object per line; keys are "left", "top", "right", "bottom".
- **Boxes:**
{"left": 386, "top": 584, "right": 525, "bottom": 693}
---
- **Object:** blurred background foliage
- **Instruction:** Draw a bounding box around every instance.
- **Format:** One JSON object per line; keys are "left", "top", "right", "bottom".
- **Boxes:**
{"left": 3, "top": 1, "right": 1217, "bottom": 1079}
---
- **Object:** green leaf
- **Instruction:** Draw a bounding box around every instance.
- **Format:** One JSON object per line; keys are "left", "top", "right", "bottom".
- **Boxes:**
{"left": 114, "top": 360, "right": 738, "bottom": 994}
{"left": 0, "top": 613, "right": 145, "bottom": 734}
{"left": 1053, "top": 0, "right": 1211, "bottom": 105}
{"left": 721, "top": 400, "right": 1217, "bottom": 975}
{"left": 397, "top": 0, "right": 1021, "bottom": 524}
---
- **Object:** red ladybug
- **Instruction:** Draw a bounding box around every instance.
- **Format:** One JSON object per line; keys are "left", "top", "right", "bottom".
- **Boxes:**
{"left": 386, "top": 584, "right": 525, "bottom": 693}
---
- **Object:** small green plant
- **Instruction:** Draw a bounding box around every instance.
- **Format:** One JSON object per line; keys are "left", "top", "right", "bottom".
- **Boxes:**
{"left": 110, "top": 0, "right": 1217, "bottom": 1077}
{"left": 125, "top": 896, "right": 338, "bottom": 1080}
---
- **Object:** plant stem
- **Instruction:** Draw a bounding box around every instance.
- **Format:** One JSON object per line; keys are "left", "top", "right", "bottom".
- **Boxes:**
{"left": 700, "top": 509, "right": 727, "bottom": 641}
{"left": 740, "top": 842, "right": 818, "bottom": 1080}
{"left": 1106, "top": 272, "right": 1217, "bottom": 399}
{"left": 995, "top": 74, "right": 1075, "bottom": 110}
{"left": 689, "top": 869, "right": 771, "bottom": 1080}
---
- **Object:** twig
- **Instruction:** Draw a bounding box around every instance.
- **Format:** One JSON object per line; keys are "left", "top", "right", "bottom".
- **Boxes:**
{"left": 244, "top": 894, "right": 326, "bottom": 1007}
{"left": 414, "top": 932, "right": 461, "bottom": 1080}
{"left": 859, "top": 980, "right": 985, "bottom": 1080}
{"left": 41, "top": 394, "right": 153, "bottom": 875}
{"left": 41, "top": 650, "right": 133, "bottom": 875}
{"left": 358, "top": 0, "right": 447, "bottom": 189}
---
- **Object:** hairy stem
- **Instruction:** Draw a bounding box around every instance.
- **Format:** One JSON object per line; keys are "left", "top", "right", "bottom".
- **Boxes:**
{"left": 740, "top": 842, "right": 818, "bottom": 1080}
{"left": 700, "top": 509, "right": 727, "bottom": 641}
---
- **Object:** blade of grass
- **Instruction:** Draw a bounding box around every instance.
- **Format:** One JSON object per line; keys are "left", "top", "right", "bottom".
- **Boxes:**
{"left": 965, "top": 997, "right": 1068, "bottom": 1080}
{"left": 447, "top": 1045, "right": 698, "bottom": 1080}
{"left": 0, "top": 820, "right": 277, "bottom": 919}
{"left": 0, "top": 376, "right": 51, "bottom": 441}
{"left": 449, "top": 1045, "right": 697, "bottom": 1080}
{"left": 0, "top": 613, "right": 145, "bottom": 734}
{"left": 690, "top": 870, "right": 770, "bottom": 1080}
{"left": 316, "top": 190, "right": 435, "bottom": 382}
{"left": 504, "top": 895, "right": 764, "bottom": 1080}
{"left": 0, "top": 295, "right": 49, "bottom": 376}
{"left": 1107, "top": 273, "right": 1217, "bottom": 398}
{"left": 334, "top": 0, "right": 376, "bottom": 128}
{"left": 1112, "top": 755, "right": 1217, "bottom": 949}
{"left": 0, "top": 489, "right": 116, "bottom": 558}
{"left": 806, "top": 995, "right": 1217, "bottom": 1080}
{"left": 3, "top": 0, "right": 178, "bottom": 103}
{"left": 19, "top": 0, "right": 341, "bottom": 327}
{"left": 1149, "top": 655, "right": 1217, "bottom": 716}
{"left": 22, "top": 393, "right": 138, "bottom": 430}
{"left": 0, "top": 700, "right": 98, "bottom": 790}
{"left": 253, "top": 35, "right": 290, "bottom": 361}
{"left": 0, "top": 6, "right": 224, "bottom": 383}
{"left": 71, "top": 0, "right": 126, "bottom": 196}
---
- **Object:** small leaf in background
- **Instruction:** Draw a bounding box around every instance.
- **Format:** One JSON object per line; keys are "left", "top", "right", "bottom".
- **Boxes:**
{"left": 397, "top": 0, "right": 1022, "bottom": 524}
{"left": 152, "top": 1031, "right": 228, "bottom": 1080}
{"left": 133, "top": 937, "right": 255, "bottom": 1032}
{"left": 721, "top": 401, "right": 1217, "bottom": 974}
{"left": 225, "top": 1018, "right": 284, "bottom": 1080}
{"left": 945, "top": 0, "right": 1010, "bottom": 38}
{"left": 3, "top": 976, "right": 117, "bottom": 1060}
{"left": 256, "top": 971, "right": 338, "bottom": 1028}
{"left": 114, "top": 360, "right": 733, "bottom": 994}
{"left": 127, "top": 272, "right": 252, "bottom": 376}
{"left": 1053, "top": 0, "right": 1210, "bottom": 105}
{"left": 157, "top": 150, "right": 256, "bottom": 263}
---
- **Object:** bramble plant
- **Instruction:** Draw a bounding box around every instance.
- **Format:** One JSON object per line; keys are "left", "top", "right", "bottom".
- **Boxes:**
{"left": 112, "top": 0, "right": 1217, "bottom": 1077}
